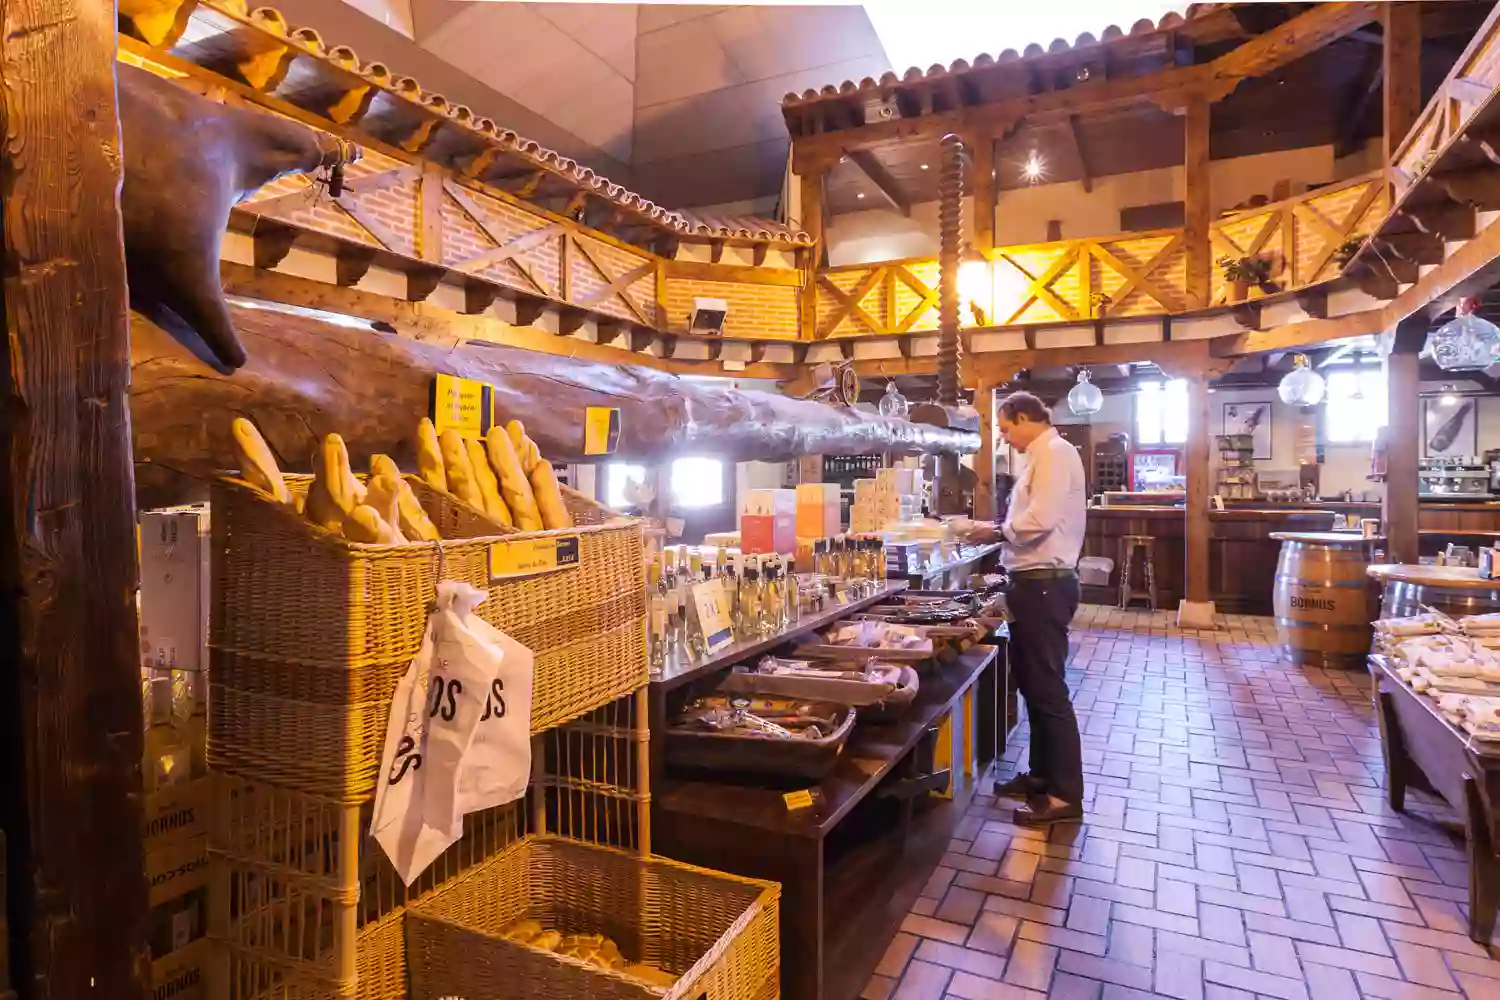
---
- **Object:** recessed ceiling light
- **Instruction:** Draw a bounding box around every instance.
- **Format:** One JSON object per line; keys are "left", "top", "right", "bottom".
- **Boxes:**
{"left": 857, "top": 192, "right": 866, "bottom": 199}
{"left": 919, "top": 164, "right": 930, "bottom": 170}
{"left": 1022, "top": 150, "right": 1045, "bottom": 183}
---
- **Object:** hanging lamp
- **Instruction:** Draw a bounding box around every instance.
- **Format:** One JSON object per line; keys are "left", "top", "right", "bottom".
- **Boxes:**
{"left": 878, "top": 379, "right": 910, "bottom": 419}
{"left": 1277, "top": 353, "right": 1326, "bottom": 406}
{"left": 1429, "top": 297, "right": 1500, "bottom": 370}
{"left": 1067, "top": 369, "right": 1103, "bottom": 416}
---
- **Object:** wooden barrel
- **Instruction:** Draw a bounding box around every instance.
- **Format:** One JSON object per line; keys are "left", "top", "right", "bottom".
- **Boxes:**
{"left": 1271, "top": 532, "right": 1378, "bottom": 669}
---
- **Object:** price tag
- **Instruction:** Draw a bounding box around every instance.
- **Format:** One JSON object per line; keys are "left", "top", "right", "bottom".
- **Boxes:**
{"left": 783, "top": 789, "right": 815, "bottom": 810}
{"left": 584, "top": 406, "right": 620, "bottom": 456}
{"left": 431, "top": 374, "right": 492, "bottom": 440}
{"left": 691, "top": 578, "right": 734, "bottom": 652}
{"left": 489, "top": 535, "right": 581, "bottom": 580}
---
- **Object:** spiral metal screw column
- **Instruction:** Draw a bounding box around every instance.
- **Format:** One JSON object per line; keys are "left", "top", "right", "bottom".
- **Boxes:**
{"left": 935, "top": 133, "right": 968, "bottom": 515}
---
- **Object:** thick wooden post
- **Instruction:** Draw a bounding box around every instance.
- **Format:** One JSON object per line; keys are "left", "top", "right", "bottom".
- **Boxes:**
{"left": 1384, "top": 326, "right": 1423, "bottom": 564}
{"left": 1184, "top": 97, "right": 1212, "bottom": 309}
{"left": 0, "top": 0, "right": 151, "bottom": 996}
{"left": 1383, "top": 1, "right": 1422, "bottom": 165}
{"left": 970, "top": 135, "right": 996, "bottom": 254}
{"left": 975, "top": 380, "right": 996, "bottom": 520}
{"left": 1181, "top": 371, "right": 1215, "bottom": 626}
{"left": 795, "top": 158, "right": 829, "bottom": 339}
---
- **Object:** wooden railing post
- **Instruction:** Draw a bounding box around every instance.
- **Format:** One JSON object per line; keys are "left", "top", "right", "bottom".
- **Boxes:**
{"left": 1182, "top": 371, "right": 1215, "bottom": 623}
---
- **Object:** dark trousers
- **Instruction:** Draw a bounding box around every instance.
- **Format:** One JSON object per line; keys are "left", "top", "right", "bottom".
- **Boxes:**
{"left": 1006, "top": 573, "right": 1084, "bottom": 805}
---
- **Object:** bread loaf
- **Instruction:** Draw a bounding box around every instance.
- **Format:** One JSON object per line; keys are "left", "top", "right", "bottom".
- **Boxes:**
{"left": 466, "top": 438, "right": 513, "bottom": 527}
{"left": 370, "top": 454, "right": 440, "bottom": 542}
{"left": 363, "top": 464, "right": 410, "bottom": 545}
{"left": 506, "top": 420, "right": 572, "bottom": 530}
{"left": 343, "top": 504, "right": 400, "bottom": 544}
{"left": 231, "top": 417, "right": 290, "bottom": 504}
{"left": 485, "top": 427, "right": 542, "bottom": 531}
{"left": 439, "top": 430, "right": 484, "bottom": 509}
{"left": 416, "top": 417, "right": 446, "bottom": 493}
{"left": 306, "top": 433, "right": 359, "bottom": 533}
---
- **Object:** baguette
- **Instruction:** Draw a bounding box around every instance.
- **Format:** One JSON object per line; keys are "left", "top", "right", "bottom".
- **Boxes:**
{"left": 231, "top": 417, "right": 290, "bottom": 504}
{"left": 363, "top": 464, "right": 410, "bottom": 545}
{"left": 438, "top": 430, "right": 484, "bottom": 509}
{"left": 506, "top": 420, "right": 572, "bottom": 530}
{"left": 466, "top": 438, "right": 513, "bottom": 527}
{"left": 370, "top": 454, "right": 440, "bottom": 542}
{"left": 416, "top": 417, "right": 446, "bottom": 493}
{"left": 306, "top": 433, "right": 359, "bottom": 533}
{"left": 485, "top": 427, "right": 542, "bottom": 531}
{"left": 343, "top": 504, "right": 400, "bottom": 544}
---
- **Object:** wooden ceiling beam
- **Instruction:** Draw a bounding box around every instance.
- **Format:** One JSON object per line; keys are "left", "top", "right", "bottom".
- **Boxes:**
{"left": 1065, "top": 114, "right": 1093, "bottom": 193}
{"left": 845, "top": 149, "right": 911, "bottom": 216}
{"left": 1206, "top": 2, "right": 1380, "bottom": 96}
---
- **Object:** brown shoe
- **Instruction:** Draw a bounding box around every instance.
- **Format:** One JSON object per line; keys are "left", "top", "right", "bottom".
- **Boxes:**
{"left": 993, "top": 772, "right": 1048, "bottom": 798}
{"left": 1013, "top": 800, "right": 1083, "bottom": 828}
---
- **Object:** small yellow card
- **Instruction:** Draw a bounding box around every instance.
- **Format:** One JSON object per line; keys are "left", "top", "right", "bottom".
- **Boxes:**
{"left": 432, "top": 374, "right": 491, "bottom": 440}
{"left": 489, "top": 535, "right": 581, "bottom": 580}
{"left": 783, "top": 789, "right": 815, "bottom": 810}
{"left": 691, "top": 578, "right": 734, "bottom": 652}
{"left": 584, "top": 406, "right": 620, "bottom": 455}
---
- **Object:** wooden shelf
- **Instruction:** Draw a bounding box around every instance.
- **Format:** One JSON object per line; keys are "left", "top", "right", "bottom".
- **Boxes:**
{"left": 650, "top": 582, "right": 909, "bottom": 693}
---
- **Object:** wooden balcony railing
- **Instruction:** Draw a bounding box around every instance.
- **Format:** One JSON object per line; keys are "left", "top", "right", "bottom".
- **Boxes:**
{"left": 813, "top": 171, "right": 1387, "bottom": 339}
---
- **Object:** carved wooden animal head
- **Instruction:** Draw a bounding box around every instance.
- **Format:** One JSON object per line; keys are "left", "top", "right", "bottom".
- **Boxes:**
{"left": 118, "top": 64, "right": 357, "bottom": 372}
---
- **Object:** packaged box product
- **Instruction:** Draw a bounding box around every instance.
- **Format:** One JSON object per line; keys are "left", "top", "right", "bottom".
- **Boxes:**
{"left": 795, "top": 483, "right": 841, "bottom": 538}
{"left": 147, "top": 835, "right": 208, "bottom": 961}
{"left": 142, "top": 776, "right": 211, "bottom": 850}
{"left": 152, "top": 936, "right": 210, "bottom": 1000}
{"left": 741, "top": 489, "right": 795, "bottom": 554}
{"left": 139, "top": 507, "right": 210, "bottom": 673}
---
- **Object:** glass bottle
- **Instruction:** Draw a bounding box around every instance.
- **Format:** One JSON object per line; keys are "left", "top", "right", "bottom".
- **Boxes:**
{"left": 663, "top": 550, "right": 684, "bottom": 663}
{"left": 760, "top": 558, "right": 782, "bottom": 637}
{"left": 647, "top": 562, "right": 668, "bottom": 672}
{"left": 738, "top": 557, "right": 761, "bottom": 638}
{"left": 684, "top": 551, "right": 707, "bottom": 659}
{"left": 782, "top": 556, "right": 798, "bottom": 627}
{"left": 720, "top": 548, "right": 739, "bottom": 636}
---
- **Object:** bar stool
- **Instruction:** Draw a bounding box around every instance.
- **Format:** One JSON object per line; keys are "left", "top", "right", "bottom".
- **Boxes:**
{"left": 1118, "top": 535, "right": 1157, "bottom": 611}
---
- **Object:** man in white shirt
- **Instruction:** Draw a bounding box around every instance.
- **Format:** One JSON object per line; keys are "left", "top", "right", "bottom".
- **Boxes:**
{"left": 967, "top": 391, "right": 1086, "bottom": 826}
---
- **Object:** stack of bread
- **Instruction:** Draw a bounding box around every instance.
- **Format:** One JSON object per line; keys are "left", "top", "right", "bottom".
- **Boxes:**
{"left": 229, "top": 414, "right": 572, "bottom": 544}
{"left": 500, "top": 919, "right": 675, "bottom": 988}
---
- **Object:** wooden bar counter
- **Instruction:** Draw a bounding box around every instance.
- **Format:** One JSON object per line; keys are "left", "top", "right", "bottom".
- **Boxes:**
{"left": 1084, "top": 507, "right": 1335, "bottom": 614}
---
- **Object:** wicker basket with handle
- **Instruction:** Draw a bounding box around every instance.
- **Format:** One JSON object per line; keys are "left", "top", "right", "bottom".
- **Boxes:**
{"left": 208, "top": 473, "right": 647, "bottom": 803}
{"left": 405, "top": 836, "right": 780, "bottom": 1000}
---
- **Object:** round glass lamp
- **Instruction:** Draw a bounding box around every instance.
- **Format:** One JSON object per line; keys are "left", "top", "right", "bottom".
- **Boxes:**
{"left": 1067, "top": 369, "right": 1103, "bottom": 416}
{"left": 878, "top": 380, "right": 910, "bottom": 419}
{"left": 1430, "top": 297, "right": 1500, "bottom": 370}
{"left": 1277, "top": 354, "right": 1326, "bottom": 407}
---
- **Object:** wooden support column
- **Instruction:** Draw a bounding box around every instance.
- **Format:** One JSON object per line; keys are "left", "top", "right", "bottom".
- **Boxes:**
{"left": 975, "top": 380, "right": 996, "bottom": 520}
{"left": 1184, "top": 97, "right": 1212, "bottom": 309}
{"left": 1384, "top": 322, "right": 1424, "bottom": 565}
{"left": 1181, "top": 371, "right": 1216, "bottom": 627}
{"left": 0, "top": 1, "right": 151, "bottom": 997}
{"left": 1383, "top": 1, "right": 1422, "bottom": 165}
{"left": 970, "top": 136, "right": 996, "bottom": 254}
{"left": 796, "top": 157, "right": 830, "bottom": 339}
{"left": 418, "top": 161, "right": 445, "bottom": 263}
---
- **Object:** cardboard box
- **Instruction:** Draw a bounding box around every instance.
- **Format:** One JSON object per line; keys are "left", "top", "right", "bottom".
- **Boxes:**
{"left": 143, "top": 777, "right": 211, "bottom": 850}
{"left": 147, "top": 835, "right": 208, "bottom": 962}
{"left": 795, "top": 484, "right": 841, "bottom": 538}
{"left": 139, "top": 507, "right": 210, "bottom": 673}
{"left": 741, "top": 489, "right": 796, "bottom": 554}
{"left": 151, "top": 937, "right": 210, "bottom": 1000}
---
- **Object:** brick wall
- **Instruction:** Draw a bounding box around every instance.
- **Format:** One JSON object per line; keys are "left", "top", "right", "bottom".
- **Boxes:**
{"left": 662, "top": 277, "right": 800, "bottom": 339}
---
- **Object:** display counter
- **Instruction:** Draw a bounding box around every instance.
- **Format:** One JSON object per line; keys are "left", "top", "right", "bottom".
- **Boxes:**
{"left": 1367, "top": 563, "right": 1500, "bottom": 618}
{"left": 1083, "top": 507, "right": 1335, "bottom": 614}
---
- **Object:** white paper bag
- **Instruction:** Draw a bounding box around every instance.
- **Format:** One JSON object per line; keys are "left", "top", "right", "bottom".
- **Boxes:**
{"left": 370, "top": 580, "right": 534, "bottom": 885}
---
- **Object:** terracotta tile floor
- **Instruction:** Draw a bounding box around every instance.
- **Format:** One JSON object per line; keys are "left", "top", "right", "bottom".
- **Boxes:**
{"left": 862, "top": 606, "right": 1500, "bottom": 1000}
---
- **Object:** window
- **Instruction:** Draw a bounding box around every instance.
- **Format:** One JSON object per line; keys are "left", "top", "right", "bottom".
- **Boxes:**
{"left": 1324, "top": 369, "right": 1387, "bottom": 444}
{"left": 603, "top": 458, "right": 727, "bottom": 511}
{"left": 605, "top": 463, "right": 648, "bottom": 511}
{"left": 670, "top": 458, "right": 725, "bottom": 509}
{"left": 1135, "top": 379, "right": 1188, "bottom": 445}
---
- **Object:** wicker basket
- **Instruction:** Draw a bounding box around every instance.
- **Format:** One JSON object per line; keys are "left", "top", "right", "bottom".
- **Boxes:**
{"left": 405, "top": 836, "right": 780, "bottom": 1000}
{"left": 209, "top": 474, "right": 647, "bottom": 803}
{"left": 210, "top": 695, "right": 653, "bottom": 1000}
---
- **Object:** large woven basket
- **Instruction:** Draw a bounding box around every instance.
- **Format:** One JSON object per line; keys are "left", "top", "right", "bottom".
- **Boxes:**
{"left": 405, "top": 836, "right": 780, "bottom": 1000}
{"left": 208, "top": 474, "right": 647, "bottom": 803}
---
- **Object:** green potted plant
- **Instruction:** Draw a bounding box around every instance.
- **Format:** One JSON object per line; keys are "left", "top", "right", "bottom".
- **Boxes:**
{"left": 1218, "top": 253, "right": 1276, "bottom": 302}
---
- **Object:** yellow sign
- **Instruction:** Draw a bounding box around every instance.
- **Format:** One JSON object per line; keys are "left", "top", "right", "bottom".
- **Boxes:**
{"left": 489, "top": 535, "right": 582, "bottom": 580}
{"left": 783, "top": 789, "right": 815, "bottom": 810}
{"left": 584, "top": 406, "right": 620, "bottom": 456}
{"left": 691, "top": 578, "right": 734, "bottom": 652}
{"left": 432, "top": 374, "right": 491, "bottom": 440}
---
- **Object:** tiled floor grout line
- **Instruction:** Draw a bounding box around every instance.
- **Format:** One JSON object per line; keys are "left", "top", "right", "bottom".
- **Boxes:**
{"left": 862, "top": 605, "right": 1500, "bottom": 1000}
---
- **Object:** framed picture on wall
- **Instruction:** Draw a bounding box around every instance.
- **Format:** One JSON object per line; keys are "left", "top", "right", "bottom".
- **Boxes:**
{"left": 1423, "top": 396, "right": 1480, "bottom": 458}
{"left": 1220, "top": 401, "right": 1273, "bottom": 460}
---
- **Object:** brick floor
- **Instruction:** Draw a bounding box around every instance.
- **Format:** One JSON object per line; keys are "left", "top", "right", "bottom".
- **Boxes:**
{"left": 863, "top": 606, "right": 1500, "bottom": 1000}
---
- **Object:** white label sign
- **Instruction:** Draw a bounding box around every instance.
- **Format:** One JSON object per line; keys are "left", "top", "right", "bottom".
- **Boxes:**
{"left": 691, "top": 579, "right": 734, "bottom": 653}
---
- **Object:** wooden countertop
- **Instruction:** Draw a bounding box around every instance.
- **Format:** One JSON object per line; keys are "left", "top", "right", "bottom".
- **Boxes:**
{"left": 1367, "top": 564, "right": 1500, "bottom": 589}
{"left": 1090, "top": 507, "right": 1335, "bottom": 520}
{"left": 1270, "top": 531, "right": 1379, "bottom": 545}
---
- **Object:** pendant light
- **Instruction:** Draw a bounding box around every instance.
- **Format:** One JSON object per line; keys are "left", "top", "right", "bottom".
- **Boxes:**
{"left": 1067, "top": 369, "right": 1103, "bottom": 416}
{"left": 1277, "top": 353, "right": 1326, "bottom": 407}
{"left": 878, "top": 379, "right": 909, "bottom": 419}
{"left": 1429, "top": 297, "right": 1500, "bottom": 370}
